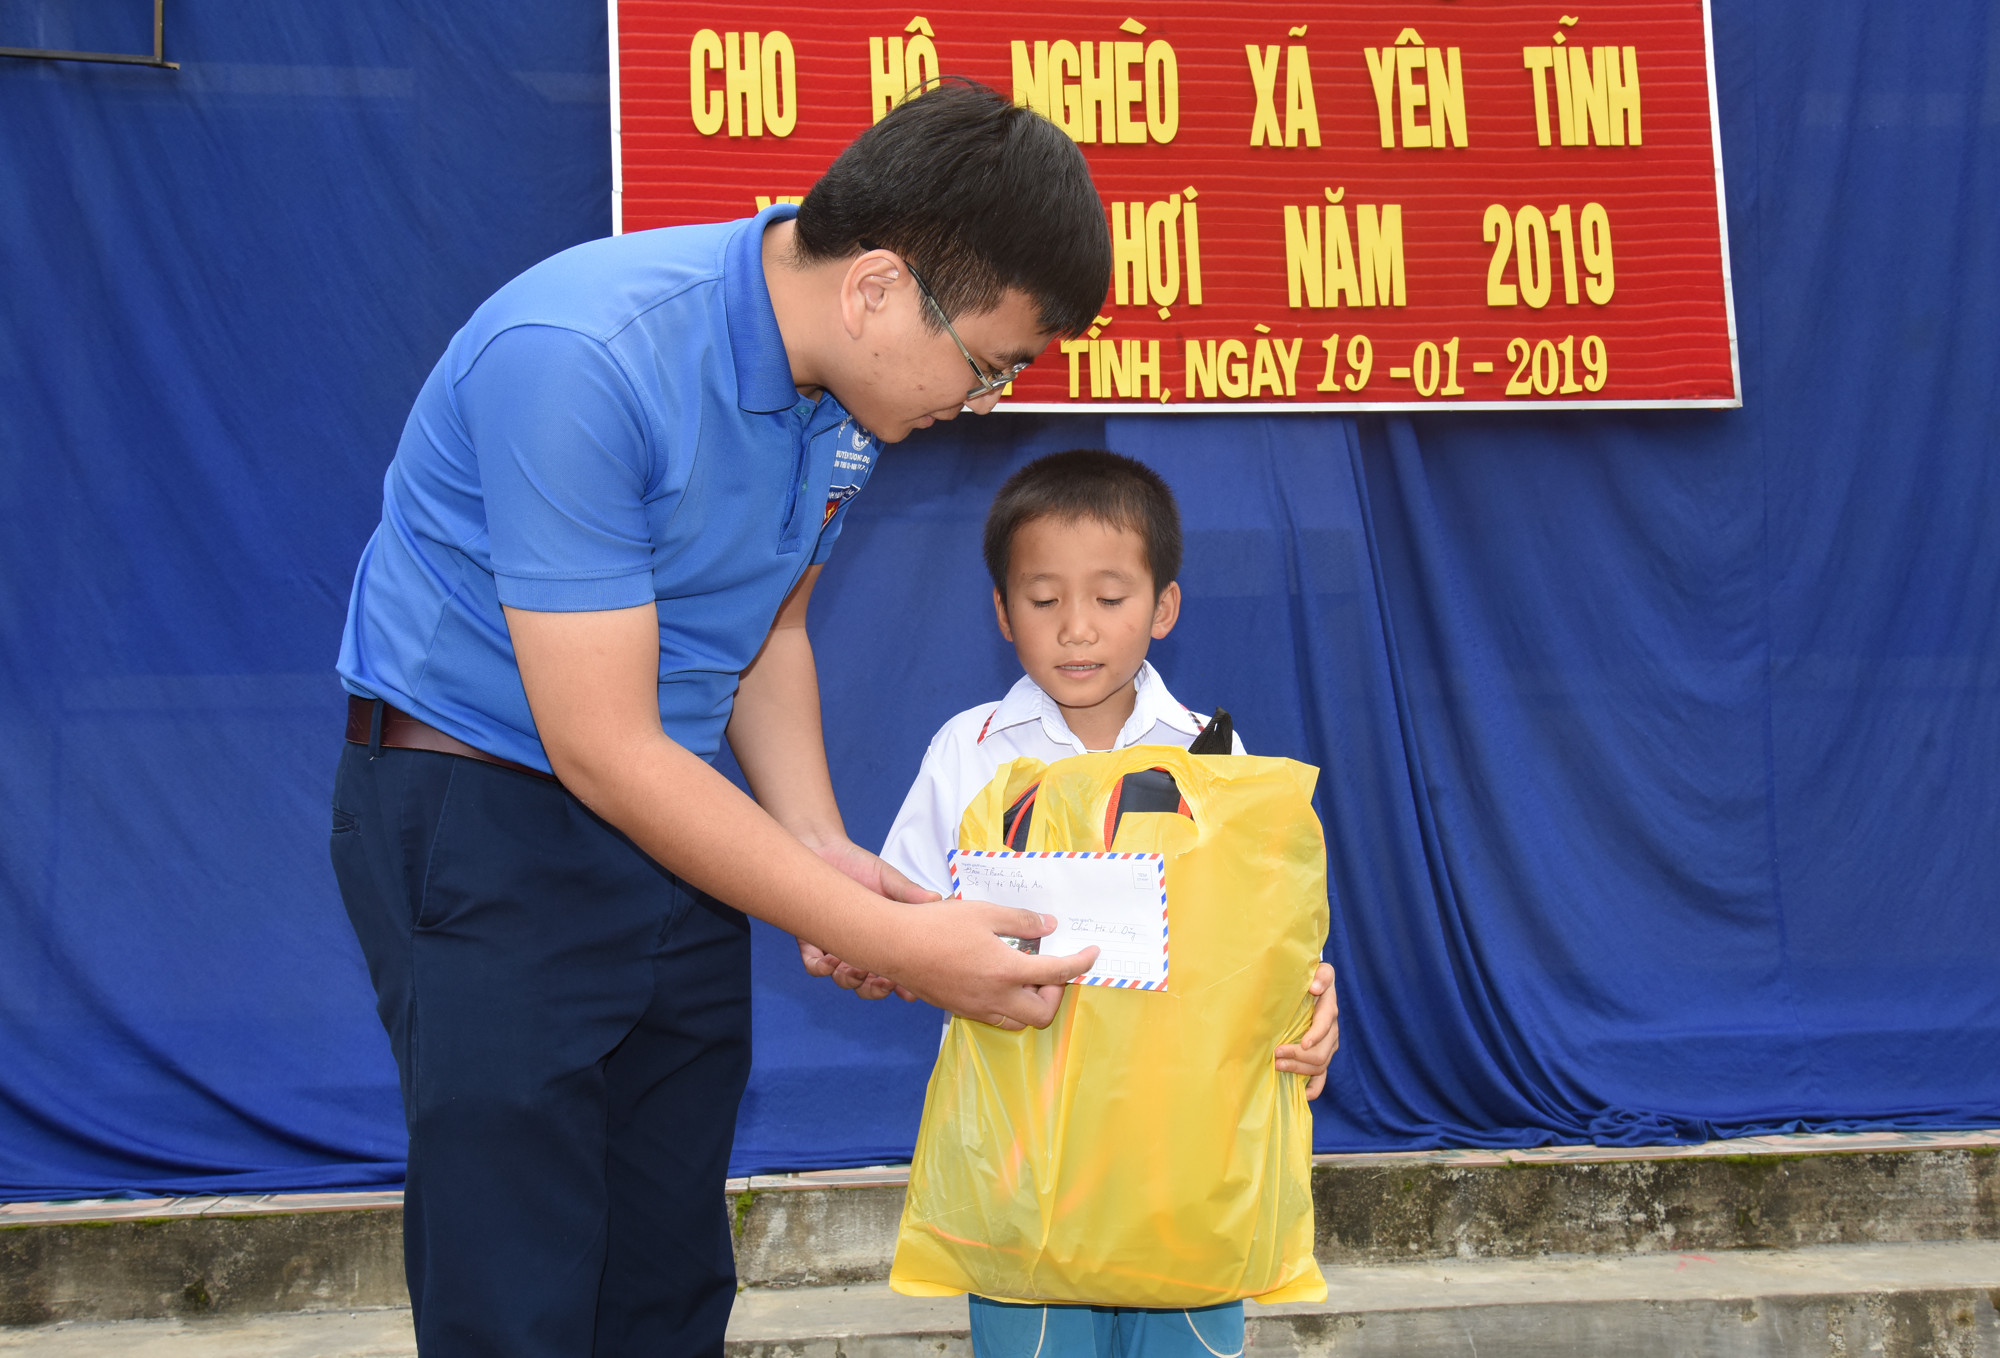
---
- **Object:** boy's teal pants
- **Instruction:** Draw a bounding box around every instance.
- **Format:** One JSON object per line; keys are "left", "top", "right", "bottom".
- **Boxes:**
{"left": 967, "top": 1296, "right": 1245, "bottom": 1357}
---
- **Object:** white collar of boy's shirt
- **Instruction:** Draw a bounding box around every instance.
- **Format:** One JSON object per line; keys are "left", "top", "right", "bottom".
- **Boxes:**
{"left": 985, "top": 662, "right": 1204, "bottom": 756}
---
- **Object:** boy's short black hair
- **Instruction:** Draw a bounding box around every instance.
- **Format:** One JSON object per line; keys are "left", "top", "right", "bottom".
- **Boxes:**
{"left": 793, "top": 80, "right": 1110, "bottom": 339}
{"left": 984, "top": 450, "right": 1183, "bottom": 598}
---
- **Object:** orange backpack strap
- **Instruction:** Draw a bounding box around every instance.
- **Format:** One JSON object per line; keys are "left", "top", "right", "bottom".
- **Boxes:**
{"left": 1003, "top": 783, "right": 1040, "bottom": 851}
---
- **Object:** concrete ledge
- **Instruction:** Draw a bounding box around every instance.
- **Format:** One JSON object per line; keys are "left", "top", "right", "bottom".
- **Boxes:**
{"left": 5, "top": 1132, "right": 1996, "bottom": 1325}
{"left": 1313, "top": 1141, "right": 2000, "bottom": 1264}
{"left": 733, "top": 1172, "right": 910, "bottom": 1290}
{"left": 0, "top": 1204, "right": 405, "bottom": 1327}
{"left": 729, "top": 1132, "right": 2000, "bottom": 1284}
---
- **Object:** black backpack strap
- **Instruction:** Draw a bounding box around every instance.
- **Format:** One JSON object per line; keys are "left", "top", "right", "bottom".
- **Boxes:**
{"left": 1101, "top": 766, "right": 1192, "bottom": 848}
{"left": 1187, "top": 707, "right": 1233, "bottom": 755}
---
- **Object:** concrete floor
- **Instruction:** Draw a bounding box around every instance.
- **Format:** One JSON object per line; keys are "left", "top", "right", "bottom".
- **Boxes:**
{"left": 7, "top": 1242, "right": 2000, "bottom": 1357}
{"left": 0, "top": 1310, "right": 417, "bottom": 1357}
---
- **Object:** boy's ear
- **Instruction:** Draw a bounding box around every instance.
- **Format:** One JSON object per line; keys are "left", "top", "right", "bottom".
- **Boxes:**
{"left": 992, "top": 587, "right": 1016, "bottom": 643}
{"left": 1150, "top": 580, "right": 1181, "bottom": 640}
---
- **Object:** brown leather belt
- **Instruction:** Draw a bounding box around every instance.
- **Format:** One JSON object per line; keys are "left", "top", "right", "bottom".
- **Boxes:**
{"left": 345, "top": 695, "right": 557, "bottom": 782}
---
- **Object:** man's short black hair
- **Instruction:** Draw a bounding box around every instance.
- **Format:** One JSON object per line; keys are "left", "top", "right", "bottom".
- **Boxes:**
{"left": 983, "top": 450, "right": 1183, "bottom": 599}
{"left": 794, "top": 80, "right": 1110, "bottom": 338}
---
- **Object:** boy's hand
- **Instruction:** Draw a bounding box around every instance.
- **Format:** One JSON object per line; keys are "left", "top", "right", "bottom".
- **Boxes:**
{"left": 1274, "top": 962, "right": 1339, "bottom": 1099}
{"left": 797, "top": 838, "right": 937, "bottom": 1001}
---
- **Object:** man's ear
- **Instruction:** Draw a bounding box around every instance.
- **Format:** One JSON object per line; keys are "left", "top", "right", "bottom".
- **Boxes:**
{"left": 992, "top": 587, "right": 1016, "bottom": 643}
{"left": 839, "top": 249, "right": 905, "bottom": 341}
{"left": 1150, "top": 580, "right": 1182, "bottom": 640}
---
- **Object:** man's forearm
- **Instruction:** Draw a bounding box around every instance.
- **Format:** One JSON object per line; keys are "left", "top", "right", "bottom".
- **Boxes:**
{"left": 559, "top": 720, "right": 913, "bottom": 972}
{"left": 500, "top": 599, "right": 894, "bottom": 969}
{"left": 726, "top": 621, "right": 848, "bottom": 851}
{"left": 501, "top": 601, "right": 1095, "bottom": 1026}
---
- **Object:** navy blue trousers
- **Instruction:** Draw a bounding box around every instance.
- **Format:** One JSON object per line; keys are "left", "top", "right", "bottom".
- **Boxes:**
{"left": 331, "top": 743, "right": 750, "bottom": 1357}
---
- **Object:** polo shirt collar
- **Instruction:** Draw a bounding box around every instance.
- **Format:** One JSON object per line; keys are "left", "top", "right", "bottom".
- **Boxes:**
{"left": 990, "top": 662, "right": 1203, "bottom": 753}
{"left": 723, "top": 202, "right": 806, "bottom": 414}
{"left": 987, "top": 675, "right": 1050, "bottom": 739}
{"left": 1126, "top": 662, "right": 1205, "bottom": 740}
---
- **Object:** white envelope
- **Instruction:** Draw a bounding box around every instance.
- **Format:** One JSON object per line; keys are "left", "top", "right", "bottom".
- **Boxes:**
{"left": 948, "top": 849, "right": 1168, "bottom": 991}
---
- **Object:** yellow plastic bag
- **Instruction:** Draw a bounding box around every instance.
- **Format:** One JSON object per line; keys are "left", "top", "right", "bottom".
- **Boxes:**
{"left": 890, "top": 745, "right": 1330, "bottom": 1308}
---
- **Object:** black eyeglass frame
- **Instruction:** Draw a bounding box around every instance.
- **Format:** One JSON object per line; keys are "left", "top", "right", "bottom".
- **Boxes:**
{"left": 873, "top": 250, "right": 1031, "bottom": 402}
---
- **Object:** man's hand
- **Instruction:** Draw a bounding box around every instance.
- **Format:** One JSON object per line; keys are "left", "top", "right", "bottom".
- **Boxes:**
{"left": 798, "top": 838, "right": 1096, "bottom": 1025}
{"left": 799, "top": 838, "right": 934, "bottom": 1001}
{"left": 888, "top": 901, "right": 1096, "bottom": 1029}
{"left": 1274, "top": 962, "right": 1339, "bottom": 1099}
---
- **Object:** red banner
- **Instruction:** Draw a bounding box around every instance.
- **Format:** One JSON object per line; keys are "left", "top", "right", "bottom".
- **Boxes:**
{"left": 613, "top": 1, "right": 1738, "bottom": 411}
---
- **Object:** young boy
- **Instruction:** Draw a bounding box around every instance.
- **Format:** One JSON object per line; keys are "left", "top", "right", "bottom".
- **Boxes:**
{"left": 881, "top": 449, "right": 1338, "bottom": 1357}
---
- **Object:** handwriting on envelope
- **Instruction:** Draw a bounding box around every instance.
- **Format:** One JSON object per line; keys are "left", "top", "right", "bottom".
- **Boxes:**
{"left": 948, "top": 850, "right": 1168, "bottom": 991}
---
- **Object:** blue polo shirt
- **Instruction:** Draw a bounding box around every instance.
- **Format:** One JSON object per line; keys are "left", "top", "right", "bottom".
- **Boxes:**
{"left": 337, "top": 204, "right": 879, "bottom": 771}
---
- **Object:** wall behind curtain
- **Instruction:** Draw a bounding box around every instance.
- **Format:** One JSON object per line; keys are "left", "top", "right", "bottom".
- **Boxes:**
{"left": 2, "top": 1, "right": 1994, "bottom": 1197}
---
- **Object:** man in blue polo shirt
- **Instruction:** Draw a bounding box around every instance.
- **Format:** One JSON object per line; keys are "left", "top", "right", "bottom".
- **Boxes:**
{"left": 331, "top": 85, "right": 1112, "bottom": 1357}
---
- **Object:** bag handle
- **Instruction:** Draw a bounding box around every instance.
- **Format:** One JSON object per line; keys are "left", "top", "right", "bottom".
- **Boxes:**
{"left": 1007, "top": 726, "right": 1229, "bottom": 854}
{"left": 1186, "top": 707, "right": 1233, "bottom": 755}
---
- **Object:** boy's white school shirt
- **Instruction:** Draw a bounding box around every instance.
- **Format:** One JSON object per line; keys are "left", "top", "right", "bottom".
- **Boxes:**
{"left": 879, "top": 661, "right": 1246, "bottom": 899}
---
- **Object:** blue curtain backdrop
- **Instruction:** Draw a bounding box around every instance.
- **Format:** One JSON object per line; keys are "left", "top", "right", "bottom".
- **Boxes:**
{"left": 2, "top": 1, "right": 1995, "bottom": 1199}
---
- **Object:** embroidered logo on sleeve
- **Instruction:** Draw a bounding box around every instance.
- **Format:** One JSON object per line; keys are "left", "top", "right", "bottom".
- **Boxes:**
{"left": 824, "top": 430, "right": 877, "bottom": 525}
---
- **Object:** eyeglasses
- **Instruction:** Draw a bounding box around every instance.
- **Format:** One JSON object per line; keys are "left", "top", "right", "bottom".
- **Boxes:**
{"left": 900, "top": 259, "right": 1031, "bottom": 402}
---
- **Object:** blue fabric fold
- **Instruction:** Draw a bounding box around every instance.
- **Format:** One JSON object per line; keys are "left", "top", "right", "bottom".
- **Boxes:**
{"left": 2, "top": 0, "right": 1996, "bottom": 1198}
